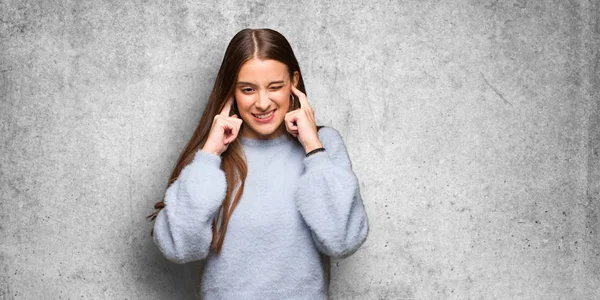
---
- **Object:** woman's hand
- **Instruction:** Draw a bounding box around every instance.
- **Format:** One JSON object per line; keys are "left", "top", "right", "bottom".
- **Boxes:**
{"left": 202, "top": 96, "right": 243, "bottom": 156}
{"left": 285, "top": 86, "right": 323, "bottom": 153}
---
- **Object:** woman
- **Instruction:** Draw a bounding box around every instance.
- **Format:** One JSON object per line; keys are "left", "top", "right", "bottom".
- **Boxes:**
{"left": 148, "top": 28, "right": 369, "bottom": 300}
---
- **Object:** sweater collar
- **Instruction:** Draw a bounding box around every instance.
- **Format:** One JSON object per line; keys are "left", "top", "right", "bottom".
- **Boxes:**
{"left": 240, "top": 132, "right": 293, "bottom": 148}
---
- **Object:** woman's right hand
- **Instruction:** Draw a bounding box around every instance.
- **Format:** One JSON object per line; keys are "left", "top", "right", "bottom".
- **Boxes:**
{"left": 201, "top": 96, "right": 243, "bottom": 156}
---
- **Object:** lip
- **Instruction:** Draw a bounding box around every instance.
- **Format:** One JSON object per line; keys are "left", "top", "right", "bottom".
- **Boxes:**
{"left": 252, "top": 109, "right": 276, "bottom": 124}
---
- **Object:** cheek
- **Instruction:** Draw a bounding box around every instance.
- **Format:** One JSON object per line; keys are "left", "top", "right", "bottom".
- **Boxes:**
{"left": 272, "top": 90, "right": 290, "bottom": 109}
{"left": 234, "top": 94, "right": 253, "bottom": 113}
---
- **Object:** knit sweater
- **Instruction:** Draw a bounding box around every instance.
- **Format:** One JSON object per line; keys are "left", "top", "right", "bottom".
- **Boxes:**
{"left": 152, "top": 126, "right": 369, "bottom": 300}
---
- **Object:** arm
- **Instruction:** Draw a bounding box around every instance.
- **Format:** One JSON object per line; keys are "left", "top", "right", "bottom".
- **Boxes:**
{"left": 152, "top": 150, "right": 226, "bottom": 264}
{"left": 295, "top": 127, "right": 369, "bottom": 258}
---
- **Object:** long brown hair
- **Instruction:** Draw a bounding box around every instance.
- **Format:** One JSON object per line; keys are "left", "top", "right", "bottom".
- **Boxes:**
{"left": 147, "top": 28, "right": 307, "bottom": 253}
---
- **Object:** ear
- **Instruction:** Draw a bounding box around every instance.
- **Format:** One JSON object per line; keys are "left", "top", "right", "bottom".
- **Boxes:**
{"left": 292, "top": 71, "right": 299, "bottom": 87}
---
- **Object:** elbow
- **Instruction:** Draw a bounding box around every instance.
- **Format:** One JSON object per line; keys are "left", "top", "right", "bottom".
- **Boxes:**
{"left": 315, "top": 217, "right": 369, "bottom": 259}
{"left": 153, "top": 229, "right": 210, "bottom": 264}
{"left": 161, "top": 251, "right": 188, "bottom": 264}
{"left": 164, "top": 251, "right": 200, "bottom": 265}
{"left": 153, "top": 232, "right": 185, "bottom": 264}
{"left": 158, "top": 243, "right": 195, "bottom": 264}
{"left": 156, "top": 241, "right": 210, "bottom": 264}
{"left": 319, "top": 237, "right": 366, "bottom": 259}
{"left": 340, "top": 221, "right": 369, "bottom": 258}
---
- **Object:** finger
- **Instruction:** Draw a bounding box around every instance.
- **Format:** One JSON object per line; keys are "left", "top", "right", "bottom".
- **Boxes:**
{"left": 287, "top": 122, "right": 298, "bottom": 132}
{"left": 223, "top": 126, "right": 235, "bottom": 145}
{"left": 220, "top": 96, "right": 234, "bottom": 117}
{"left": 224, "top": 129, "right": 236, "bottom": 145}
{"left": 225, "top": 120, "right": 242, "bottom": 144}
{"left": 219, "top": 117, "right": 239, "bottom": 134}
{"left": 284, "top": 120, "right": 298, "bottom": 136}
{"left": 288, "top": 128, "right": 298, "bottom": 138}
{"left": 285, "top": 112, "right": 298, "bottom": 130}
{"left": 225, "top": 114, "right": 243, "bottom": 127}
{"left": 291, "top": 86, "right": 311, "bottom": 110}
{"left": 229, "top": 116, "right": 243, "bottom": 127}
{"left": 285, "top": 121, "right": 298, "bottom": 136}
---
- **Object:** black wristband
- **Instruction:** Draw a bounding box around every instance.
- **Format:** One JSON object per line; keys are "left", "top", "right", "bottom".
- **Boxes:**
{"left": 305, "top": 147, "right": 326, "bottom": 157}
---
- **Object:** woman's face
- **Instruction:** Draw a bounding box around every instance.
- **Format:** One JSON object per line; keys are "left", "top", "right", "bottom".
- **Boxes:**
{"left": 234, "top": 58, "right": 298, "bottom": 140}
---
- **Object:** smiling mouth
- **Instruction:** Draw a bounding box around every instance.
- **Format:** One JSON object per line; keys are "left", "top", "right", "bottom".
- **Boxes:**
{"left": 252, "top": 110, "right": 275, "bottom": 119}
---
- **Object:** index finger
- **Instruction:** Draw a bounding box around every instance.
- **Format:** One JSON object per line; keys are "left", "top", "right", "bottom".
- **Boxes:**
{"left": 220, "top": 96, "right": 234, "bottom": 116}
{"left": 291, "top": 86, "right": 311, "bottom": 110}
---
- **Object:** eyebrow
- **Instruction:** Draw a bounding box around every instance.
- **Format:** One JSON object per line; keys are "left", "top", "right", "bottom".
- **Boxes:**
{"left": 236, "top": 80, "right": 285, "bottom": 86}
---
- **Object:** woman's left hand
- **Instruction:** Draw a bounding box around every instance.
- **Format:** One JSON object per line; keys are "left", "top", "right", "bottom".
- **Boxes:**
{"left": 285, "top": 86, "right": 323, "bottom": 153}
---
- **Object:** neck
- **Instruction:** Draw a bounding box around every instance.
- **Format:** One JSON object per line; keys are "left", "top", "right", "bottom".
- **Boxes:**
{"left": 240, "top": 124, "right": 286, "bottom": 140}
{"left": 240, "top": 131, "right": 292, "bottom": 147}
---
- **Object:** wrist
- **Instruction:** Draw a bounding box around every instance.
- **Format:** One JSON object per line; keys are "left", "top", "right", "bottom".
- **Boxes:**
{"left": 303, "top": 141, "right": 323, "bottom": 154}
{"left": 201, "top": 145, "right": 221, "bottom": 156}
{"left": 305, "top": 147, "right": 325, "bottom": 157}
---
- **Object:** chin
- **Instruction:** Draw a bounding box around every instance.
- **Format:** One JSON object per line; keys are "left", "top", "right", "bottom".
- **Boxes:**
{"left": 258, "top": 124, "right": 284, "bottom": 137}
{"left": 244, "top": 120, "right": 285, "bottom": 140}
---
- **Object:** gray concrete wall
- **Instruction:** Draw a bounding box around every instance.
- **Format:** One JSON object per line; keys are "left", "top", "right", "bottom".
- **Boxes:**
{"left": 1, "top": 0, "right": 598, "bottom": 299}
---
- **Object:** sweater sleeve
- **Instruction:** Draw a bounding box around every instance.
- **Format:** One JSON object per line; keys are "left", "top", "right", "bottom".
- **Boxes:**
{"left": 152, "top": 150, "right": 226, "bottom": 264}
{"left": 295, "top": 127, "right": 369, "bottom": 258}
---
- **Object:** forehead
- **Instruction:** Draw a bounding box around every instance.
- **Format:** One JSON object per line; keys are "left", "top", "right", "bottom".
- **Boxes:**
{"left": 237, "top": 58, "right": 288, "bottom": 83}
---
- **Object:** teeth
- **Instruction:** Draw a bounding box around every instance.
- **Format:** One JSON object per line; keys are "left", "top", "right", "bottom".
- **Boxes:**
{"left": 255, "top": 111, "right": 274, "bottom": 119}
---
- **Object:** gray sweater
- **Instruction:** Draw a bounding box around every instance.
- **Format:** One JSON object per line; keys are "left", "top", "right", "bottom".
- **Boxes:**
{"left": 153, "top": 126, "right": 369, "bottom": 300}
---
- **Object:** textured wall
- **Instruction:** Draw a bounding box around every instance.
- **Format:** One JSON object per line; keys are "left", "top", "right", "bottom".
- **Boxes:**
{"left": 1, "top": 0, "right": 598, "bottom": 299}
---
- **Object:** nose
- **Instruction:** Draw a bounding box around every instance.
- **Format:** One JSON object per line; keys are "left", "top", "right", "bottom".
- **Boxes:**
{"left": 255, "top": 89, "right": 270, "bottom": 111}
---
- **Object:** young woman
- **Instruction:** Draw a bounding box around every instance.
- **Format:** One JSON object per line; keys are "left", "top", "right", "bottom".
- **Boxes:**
{"left": 148, "top": 28, "right": 369, "bottom": 300}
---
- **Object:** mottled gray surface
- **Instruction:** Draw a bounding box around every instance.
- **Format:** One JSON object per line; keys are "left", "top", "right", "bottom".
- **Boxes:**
{"left": 1, "top": 0, "right": 599, "bottom": 299}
